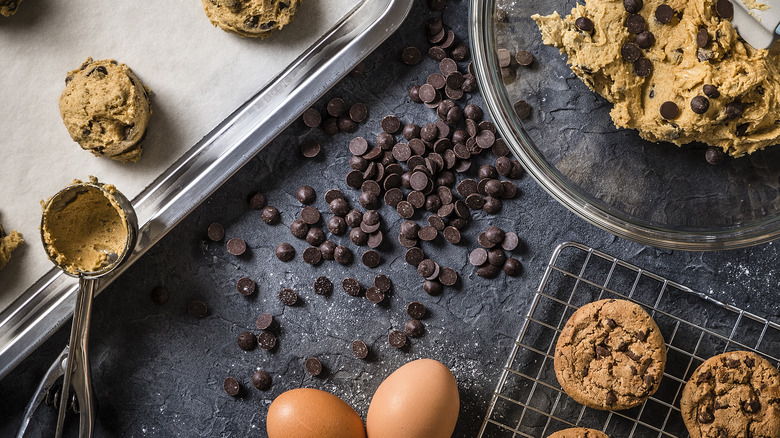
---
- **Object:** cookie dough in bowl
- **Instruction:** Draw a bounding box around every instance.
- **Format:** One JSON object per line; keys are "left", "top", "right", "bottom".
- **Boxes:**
{"left": 59, "top": 58, "right": 152, "bottom": 163}
{"left": 533, "top": 0, "right": 780, "bottom": 157}
{"left": 0, "top": 223, "right": 23, "bottom": 270}
{"left": 201, "top": 0, "right": 301, "bottom": 38}
{"left": 0, "top": 0, "right": 22, "bottom": 17}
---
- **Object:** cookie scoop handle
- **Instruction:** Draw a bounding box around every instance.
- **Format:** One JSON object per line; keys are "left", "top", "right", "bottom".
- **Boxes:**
{"left": 730, "top": 0, "right": 780, "bottom": 49}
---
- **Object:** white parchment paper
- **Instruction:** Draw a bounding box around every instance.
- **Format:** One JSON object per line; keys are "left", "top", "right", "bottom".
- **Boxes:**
{"left": 0, "top": 0, "right": 360, "bottom": 309}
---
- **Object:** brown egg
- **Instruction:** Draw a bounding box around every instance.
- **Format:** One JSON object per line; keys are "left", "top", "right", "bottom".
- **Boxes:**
{"left": 366, "top": 359, "right": 459, "bottom": 438}
{"left": 267, "top": 388, "right": 366, "bottom": 438}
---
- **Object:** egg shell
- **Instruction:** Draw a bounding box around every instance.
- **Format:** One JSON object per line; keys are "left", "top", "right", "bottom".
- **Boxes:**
{"left": 267, "top": 388, "right": 366, "bottom": 438}
{"left": 366, "top": 358, "right": 459, "bottom": 438}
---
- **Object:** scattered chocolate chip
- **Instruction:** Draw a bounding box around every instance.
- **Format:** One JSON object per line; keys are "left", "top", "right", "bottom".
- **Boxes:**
{"left": 365, "top": 286, "right": 385, "bottom": 303}
{"left": 402, "top": 46, "right": 422, "bottom": 65}
{"left": 305, "top": 357, "right": 323, "bottom": 376}
{"left": 236, "top": 277, "right": 256, "bottom": 296}
{"left": 634, "top": 57, "right": 653, "bottom": 77}
{"left": 418, "top": 225, "right": 438, "bottom": 241}
{"left": 252, "top": 370, "right": 271, "bottom": 390}
{"left": 470, "top": 248, "right": 488, "bottom": 266}
{"left": 502, "top": 232, "right": 520, "bottom": 251}
{"left": 514, "top": 100, "right": 532, "bottom": 119}
{"left": 497, "top": 48, "right": 512, "bottom": 68}
{"left": 187, "top": 300, "right": 208, "bottom": 318}
{"left": 258, "top": 331, "right": 277, "bottom": 350}
{"left": 362, "top": 250, "right": 381, "bottom": 268}
{"left": 342, "top": 278, "right": 362, "bottom": 297}
{"left": 575, "top": 16, "right": 594, "bottom": 33}
{"left": 302, "top": 246, "right": 322, "bottom": 265}
{"left": 451, "top": 43, "right": 470, "bottom": 61}
{"left": 477, "top": 264, "right": 501, "bottom": 278}
{"left": 691, "top": 96, "right": 710, "bottom": 114}
{"left": 404, "top": 319, "right": 425, "bottom": 338}
{"left": 488, "top": 249, "right": 507, "bottom": 267}
{"left": 300, "top": 141, "right": 321, "bottom": 158}
{"left": 443, "top": 226, "right": 461, "bottom": 244}
{"left": 279, "top": 288, "right": 298, "bottom": 306}
{"left": 515, "top": 50, "right": 534, "bottom": 66}
{"left": 388, "top": 330, "right": 407, "bottom": 349}
{"left": 223, "top": 377, "right": 240, "bottom": 397}
{"left": 438, "top": 267, "right": 458, "bottom": 286}
{"left": 261, "top": 206, "right": 281, "bottom": 225}
{"left": 350, "top": 103, "right": 368, "bottom": 123}
{"left": 296, "top": 185, "right": 316, "bottom": 204}
{"left": 238, "top": 331, "right": 257, "bottom": 351}
{"left": 226, "top": 238, "right": 247, "bottom": 256}
{"left": 716, "top": 0, "right": 734, "bottom": 19}
{"left": 275, "top": 242, "right": 295, "bottom": 262}
{"left": 381, "top": 115, "right": 402, "bottom": 134}
{"left": 306, "top": 227, "right": 326, "bottom": 246}
{"left": 483, "top": 196, "right": 502, "bottom": 214}
{"left": 636, "top": 31, "right": 655, "bottom": 49}
{"left": 349, "top": 137, "right": 369, "bottom": 156}
{"left": 655, "top": 4, "right": 673, "bottom": 23}
{"left": 302, "top": 107, "right": 321, "bottom": 128}
{"left": 660, "top": 101, "right": 679, "bottom": 119}
{"left": 300, "top": 206, "right": 321, "bottom": 225}
{"left": 407, "top": 301, "right": 426, "bottom": 319}
{"left": 335, "top": 245, "right": 354, "bottom": 265}
{"left": 290, "top": 219, "right": 309, "bottom": 239}
{"left": 405, "top": 247, "right": 425, "bottom": 266}
{"left": 207, "top": 222, "right": 225, "bottom": 241}
{"left": 150, "top": 287, "right": 169, "bottom": 306}
{"left": 256, "top": 313, "right": 273, "bottom": 330}
{"left": 352, "top": 340, "right": 369, "bottom": 359}
{"left": 423, "top": 279, "right": 443, "bottom": 296}
{"left": 503, "top": 258, "right": 523, "bottom": 276}
{"left": 249, "top": 192, "right": 267, "bottom": 210}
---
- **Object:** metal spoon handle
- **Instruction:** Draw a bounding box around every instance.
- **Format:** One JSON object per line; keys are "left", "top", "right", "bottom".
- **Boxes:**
{"left": 54, "top": 277, "right": 96, "bottom": 438}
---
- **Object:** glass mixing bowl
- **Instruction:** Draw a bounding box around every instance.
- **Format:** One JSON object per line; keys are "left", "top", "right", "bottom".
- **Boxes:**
{"left": 470, "top": 0, "right": 780, "bottom": 250}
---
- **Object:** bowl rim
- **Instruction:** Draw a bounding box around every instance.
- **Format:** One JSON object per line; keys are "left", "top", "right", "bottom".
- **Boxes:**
{"left": 468, "top": 0, "right": 780, "bottom": 251}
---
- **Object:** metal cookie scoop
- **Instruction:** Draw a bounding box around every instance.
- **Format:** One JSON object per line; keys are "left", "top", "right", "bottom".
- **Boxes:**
{"left": 17, "top": 180, "right": 137, "bottom": 438}
{"left": 728, "top": 0, "right": 780, "bottom": 49}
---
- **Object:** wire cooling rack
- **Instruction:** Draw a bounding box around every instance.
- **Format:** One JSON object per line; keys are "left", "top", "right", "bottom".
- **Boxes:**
{"left": 478, "top": 241, "right": 780, "bottom": 438}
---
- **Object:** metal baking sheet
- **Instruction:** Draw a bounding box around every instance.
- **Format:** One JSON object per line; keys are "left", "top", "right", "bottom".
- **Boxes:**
{"left": 0, "top": 0, "right": 413, "bottom": 379}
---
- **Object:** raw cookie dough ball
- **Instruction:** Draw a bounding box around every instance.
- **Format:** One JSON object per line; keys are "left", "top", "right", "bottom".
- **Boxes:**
{"left": 554, "top": 299, "right": 666, "bottom": 411}
{"left": 201, "top": 0, "right": 301, "bottom": 38}
{"left": 0, "top": 223, "right": 23, "bottom": 270}
{"left": 59, "top": 58, "right": 152, "bottom": 163}
{"left": 0, "top": 0, "right": 22, "bottom": 17}
{"left": 547, "top": 428, "right": 610, "bottom": 438}
{"left": 681, "top": 351, "right": 780, "bottom": 438}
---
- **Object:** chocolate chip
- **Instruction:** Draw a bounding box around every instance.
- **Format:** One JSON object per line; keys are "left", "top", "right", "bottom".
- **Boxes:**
{"left": 443, "top": 226, "right": 461, "bottom": 244}
{"left": 388, "top": 330, "right": 407, "bottom": 349}
{"left": 304, "top": 357, "right": 323, "bottom": 377}
{"left": 497, "top": 48, "right": 512, "bottom": 68}
{"left": 697, "top": 408, "right": 714, "bottom": 424}
{"left": 697, "top": 27, "right": 711, "bottom": 48}
{"left": 514, "top": 100, "right": 532, "bottom": 119}
{"left": 418, "top": 225, "right": 438, "bottom": 242}
{"left": 261, "top": 206, "right": 281, "bottom": 225}
{"left": 236, "top": 277, "right": 256, "bottom": 296}
{"left": 361, "top": 250, "right": 381, "bottom": 268}
{"left": 404, "top": 319, "right": 425, "bottom": 338}
{"left": 238, "top": 331, "right": 257, "bottom": 351}
{"left": 634, "top": 58, "right": 653, "bottom": 77}
{"left": 575, "top": 16, "right": 594, "bottom": 33}
{"left": 660, "top": 101, "right": 679, "bottom": 119}
{"left": 621, "top": 43, "right": 642, "bottom": 62}
{"left": 402, "top": 46, "right": 422, "bottom": 65}
{"left": 655, "top": 4, "right": 674, "bottom": 23}
{"left": 438, "top": 267, "right": 458, "bottom": 286}
{"left": 606, "top": 391, "right": 618, "bottom": 405}
{"left": 745, "top": 356, "right": 755, "bottom": 368}
{"left": 227, "top": 238, "right": 247, "bottom": 256}
{"left": 596, "top": 345, "right": 610, "bottom": 357}
{"left": 300, "top": 141, "right": 320, "bottom": 158}
{"left": 405, "top": 247, "right": 425, "bottom": 266}
{"left": 349, "top": 103, "right": 368, "bottom": 123}
{"left": 452, "top": 43, "right": 471, "bottom": 61}
{"left": 302, "top": 246, "right": 322, "bottom": 265}
{"left": 408, "top": 191, "right": 426, "bottom": 209}
{"left": 349, "top": 137, "right": 369, "bottom": 155}
{"left": 417, "top": 259, "right": 437, "bottom": 278}
{"left": 352, "top": 340, "right": 369, "bottom": 359}
{"left": 207, "top": 222, "right": 225, "bottom": 242}
{"left": 725, "top": 101, "right": 743, "bottom": 119}
{"left": 483, "top": 196, "right": 502, "bottom": 214}
{"left": 624, "top": 0, "right": 642, "bottom": 13}
{"left": 488, "top": 249, "right": 507, "bottom": 267}
{"left": 258, "top": 331, "right": 277, "bottom": 350}
{"left": 470, "top": 248, "right": 488, "bottom": 266}
{"left": 515, "top": 50, "right": 534, "bottom": 66}
{"left": 477, "top": 264, "right": 501, "bottom": 278}
{"left": 636, "top": 330, "right": 648, "bottom": 341}
{"left": 279, "top": 288, "right": 298, "bottom": 306}
{"left": 256, "top": 313, "right": 273, "bottom": 330}
{"left": 502, "top": 232, "right": 520, "bottom": 251}
{"left": 716, "top": 0, "right": 733, "bottom": 19}
{"left": 643, "top": 373, "right": 655, "bottom": 387}
{"left": 150, "top": 287, "right": 169, "bottom": 306}
{"left": 302, "top": 107, "right": 321, "bottom": 128}
{"left": 252, "top": 370, "right": 271, "bottom": 390}
{"left": 743, "top": 398, "right": 761, "bottom": 413}
{"left": 296, "top": 185, "right": 316, "bottom": 204}
{"left": 636, "top": 31, "right": 655, "bottom": 49}
{"left": 691, "top": 96, "right": 710, "bottom": 114}
{"left": 342, "top": 278, "right": 362, "bottom": 297}
{"left": 275, "top": 243, "right": 295, "bottom": 262}
{"left": 300, "top": 206, "right": 321, "bottom": 225}
{"left": 625, "top": 14, "right": 646, "bottom": 34}
{"left": 703, "top": 84, "right": 720, "bottom": 99}
{"left": 327, "top": 98, "right": 347, "bottom": 117}
{"left": 503, "top": 258, "right": 522, "bottom": 276}
{"left": 306, "top": 227, "right": 326, "bottom": 246}
{"left": 290, "top": 219, "right": 309, "bottom": 239}
{"left": 187, "top": 300, "right": 208, "bottom": 318}
{"left": 365, "top": 286, "right": 385, "bottom": 303}
{"left": 335, "top": 245, "right": 353, "bottom": 265}
{"left": 381, "top": 115, "right": 401, "bottom": 134}
{"left": 223, "top": 377, "right": 240, "bottom": 397}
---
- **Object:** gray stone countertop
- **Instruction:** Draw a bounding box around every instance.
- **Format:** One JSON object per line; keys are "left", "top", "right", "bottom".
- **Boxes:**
{"left": 2, "top": 1, "right": 780, "bottom": 437}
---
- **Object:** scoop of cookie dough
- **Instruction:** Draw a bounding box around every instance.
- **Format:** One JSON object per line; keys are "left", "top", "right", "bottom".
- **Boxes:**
{"left": 59, "top": 58, "right": 152, "bottom": 163}
{"left": 0, "top": 224, "right": 23, "bottom": 270}
{"left": 0, "top": 0, "right": 23, "bottom": 17}
{"left": 547, "top": 427, "right": 610, "bottom": 438}
{"left": 201, "top": 0, "right": 301, "bottom": 38}
{"left": 533, "top": 0, "right": 780, "bottom": 157}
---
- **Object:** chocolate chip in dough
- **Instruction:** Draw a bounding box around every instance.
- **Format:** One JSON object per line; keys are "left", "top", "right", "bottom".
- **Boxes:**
{"left": 691, "top": 96, "right": 710, "bottom": 114}
{"left": 716, "top": 0, "right": 734, "bottom": 19}
{"left": 655, "top": 5, "right": 674, "bottom": 23}
{"left": 703, "top": 84, "right": 720, "bottom": 99}
{"left": 575, "top": 16, "right": 594, "bottom": 33}
{"left": 625, "top": 14, "right": 646, "bottom": 34}
{"left": 633, "top": 58, "right": 653, "bottom": 77}
{"left": 624, "top": 0, "right": 642, "bottom": 13}
{"left": 660, "top": 101, "right": 679, "bottom": 120}
{"left": 725, "top": 101, "right": 743, "bottom": 119}
{"left": 697, "top": 27, "right": 711, "bottom": 48}
{"left": 635, "top": 31, "right": 655, "bottom": 49}
{"left": 621, "top": 43, "right": 642, "bottom": 62}
{"left": 252, "top": 370, "right": 272, "bottom": 390}
{"left": 223, "top": 377, "right": 240, "bottom": 397}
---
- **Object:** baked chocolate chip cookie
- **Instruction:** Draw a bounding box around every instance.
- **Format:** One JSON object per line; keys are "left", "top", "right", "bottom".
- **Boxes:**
{"left": 0, "top": 0, "right": 22, "bottom": 17}
{"left": 681, "top": 351, "right": 780, "bottom": 438}
{"left": 201, "top": 0, "right": 301, "bottom": 38}
{"left": 547, "top": 427, "right": 609, "bottom": 438}
{"left": 554, "top": 299, "right": 666, "bottom": 410}
{"left": 59, "top": 58, "right": 152, "bottom": 163}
